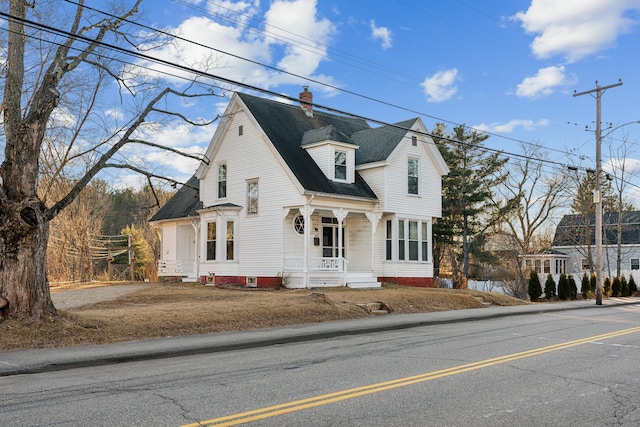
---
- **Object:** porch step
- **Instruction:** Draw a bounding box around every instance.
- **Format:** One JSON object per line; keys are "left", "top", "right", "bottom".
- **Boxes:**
{"left": 356, "top": 302, "right": 391, "bottom": 315}
{"left": 346, "top": 273, "right": 381, "bottom": 289}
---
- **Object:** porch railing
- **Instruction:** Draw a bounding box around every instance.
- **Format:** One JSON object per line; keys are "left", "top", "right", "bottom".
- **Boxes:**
{"left": 283, "top": 256, "right": 347, "bottom": 272}
{"left": 157, "top": 259, "right": 195, "bottom": 275}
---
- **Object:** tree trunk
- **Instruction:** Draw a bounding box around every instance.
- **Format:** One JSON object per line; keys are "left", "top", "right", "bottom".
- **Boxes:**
{"left": 0, "top": 197, "right": 57, "bottom": 319}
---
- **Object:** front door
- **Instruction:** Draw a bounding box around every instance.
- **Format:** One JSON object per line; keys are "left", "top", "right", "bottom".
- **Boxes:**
{"left": 322, "top": 217, "right": 345, "bottom": 258}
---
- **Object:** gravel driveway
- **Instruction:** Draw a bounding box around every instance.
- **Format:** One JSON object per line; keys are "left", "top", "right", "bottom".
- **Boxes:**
{"left": 51, "top": 284, "right": 150, "bottom": 310}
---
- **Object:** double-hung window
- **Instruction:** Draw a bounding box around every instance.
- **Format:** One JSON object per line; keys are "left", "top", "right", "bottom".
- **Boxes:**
{"left": 408, "top": 159, "right": 419, "bottom": 195}
{"left": 408, "top": 221, "right": 419, "bottom": 261}
{"left": 421, "top": 222, "right": 428, "bottom": 261}
{"left": 218, "top": 164, "right": 227, "bottom": 199}
{"left": 226, "top": 221, "right": 235, "bottom": 261}
{"left": 247, "top": 180, "right": 258, "bottom": 215}
{"left": 398, "top": 220, "right": 406, "bottom": 261}
{"left": 335, "top": 151, "right": 347, "bottom": 180}
{"left": 206, "top": 222, "right": 216, "bottom": 260}
{"left": 632, "top": 258, "right": 640, "bottom": 270}
{"left": 385, "top": 220, "right": 392, "bottom": 261}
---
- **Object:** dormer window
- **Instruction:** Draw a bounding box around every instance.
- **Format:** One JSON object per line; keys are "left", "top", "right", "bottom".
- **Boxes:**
{"left": 335, "top": 151, "right": 347, "bottom": 180}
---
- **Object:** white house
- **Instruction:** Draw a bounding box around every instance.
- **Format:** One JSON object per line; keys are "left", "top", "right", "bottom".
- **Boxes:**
{"left": 150, "top": 88, "right": 449, "bottom": 288}
{"left": 523, "top": 211, "right": 640, "bottom": 283}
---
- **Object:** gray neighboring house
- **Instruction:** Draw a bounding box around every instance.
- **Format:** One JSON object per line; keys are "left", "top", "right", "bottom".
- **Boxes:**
{"left": 523, "top": 211, "right": 640, "bottom": 282}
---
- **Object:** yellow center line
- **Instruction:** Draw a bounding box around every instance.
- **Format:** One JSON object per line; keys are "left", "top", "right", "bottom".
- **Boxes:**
{"left": 181, "top": 325, "right": 640, "bottom": 427}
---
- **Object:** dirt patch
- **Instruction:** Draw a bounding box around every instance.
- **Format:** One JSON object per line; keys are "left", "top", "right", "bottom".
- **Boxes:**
{"left": 0, "top": 282, "right": 526, "bottom": 352}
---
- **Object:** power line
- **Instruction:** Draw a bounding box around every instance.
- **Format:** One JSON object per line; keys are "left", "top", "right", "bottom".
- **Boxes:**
{"left": 0, "top": 8, "right": 621, "bottom": 179}
{"left": 60, "top": 0, "right": 586, "bottom": 164}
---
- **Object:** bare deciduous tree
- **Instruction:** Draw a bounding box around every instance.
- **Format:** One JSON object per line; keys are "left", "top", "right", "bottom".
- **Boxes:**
{"left": 1, "top": 0, "right": 218, "bottom": 319}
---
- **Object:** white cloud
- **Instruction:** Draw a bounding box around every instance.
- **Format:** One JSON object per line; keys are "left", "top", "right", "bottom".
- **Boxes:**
{"left": 420, "top": 68, "right": 459, "bottom": 103}
{"left": 513, "top": 0, "right": 640, "bottom": 62}
{"left": 265, "top": 0, "right": 336, "bottom": 78}
{"left": 515, "top": 65, "right": 574, "bottom": 99}
{"left": 135, "top": 0, "right": 336, "bottom": 90}
{"left": 370, "top": 20, "right": 392, "bottom": 49}
{"left": 474, "top": 118, "right": 550, "bottom": 133}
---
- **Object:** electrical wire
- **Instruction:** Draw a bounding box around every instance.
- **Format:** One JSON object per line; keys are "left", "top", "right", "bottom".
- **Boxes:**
{"left": 2, "top": 7, "right": 639, "bottom": 190}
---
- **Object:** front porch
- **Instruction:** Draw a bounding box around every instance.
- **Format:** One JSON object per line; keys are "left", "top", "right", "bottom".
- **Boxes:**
{"left": 282, "top": 255, "right": 379, "bottom": 288}
{"left": 282, "top": 205, "right": 382, "bottom": 288}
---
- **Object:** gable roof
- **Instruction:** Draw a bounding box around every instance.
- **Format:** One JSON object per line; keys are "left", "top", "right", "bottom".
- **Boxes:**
{"left": 237, "top": 92, "right": 377, "bottom": 200}
{"left": 353, "top": 118, "right": 419, "bottom": 164}
{"left": 553, "top": 211, "right": 640, "bottom": 246}
{"left": 149, "top": 175, "right": 201, "bottom": 222}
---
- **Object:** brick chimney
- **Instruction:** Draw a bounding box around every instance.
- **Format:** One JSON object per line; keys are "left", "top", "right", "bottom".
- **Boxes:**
{"left": 299, "top": 86, "right": 313, "bottom": 116}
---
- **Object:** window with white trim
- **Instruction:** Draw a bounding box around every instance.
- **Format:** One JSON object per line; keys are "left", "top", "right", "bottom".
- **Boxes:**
{"left": 206, "top": 222, "right": 216, "bottom": 260}
{"left": 247, "top": 179, "right": 258, "bottom": 215}
{"left": 408, "top": 221, "right": 419, "bottom": 261}
{"left": 226, "top": 221, "right": 234, "bottom": 260}
{"left": 421, "top": 222, "right": 428, "bottom": 261}
{"left": 543, "top": 259, "right": 551, "bottom": 274}
{"left": 398, "top": 220, "right": 405, "bottom": 261}
{"left": 335, "top": 150, "right": 347, "bottom": 180}
{"left": 408, "top": 158, "right": 419, "bottom": 195}
{"left": 218, "top": 163, "right": 227, "bottom": 199}
{"left": 385, "top": 220, "right": 392, "bottom": 261}
{"left": 631, "top": 258, "right": 640, "bottom": 270}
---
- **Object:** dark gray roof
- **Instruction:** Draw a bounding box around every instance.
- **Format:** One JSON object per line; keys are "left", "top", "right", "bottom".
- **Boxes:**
{"left": 553, "top": 211, "right": 640, "bottom": 246}
{"left": 237, "top": 92, "right": 377, "bottom": 199}
{"left": 151, "top": 93, "right": 417, "bottom": 221}
{"left": 149, "top": 175, "right": 201, "bottom": 222}
{"left": 301, "top": 125, "right": 354, "bottom": 146}
{"left": 353, "top": 118, "right": 419, "bottom": 164}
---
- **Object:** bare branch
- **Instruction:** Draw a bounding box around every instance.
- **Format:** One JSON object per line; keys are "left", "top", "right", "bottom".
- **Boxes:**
{"left": 150, "top": 109, "right": 218, "bottom": 126}
{"left": 127, "top": 139, "right": 210, "bottom": 165}
{"left": 103, "top": 163, "right": 197, "bottom": 190}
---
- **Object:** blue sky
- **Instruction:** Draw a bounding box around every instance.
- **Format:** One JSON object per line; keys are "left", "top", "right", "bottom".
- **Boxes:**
{"left": 64, "top": 1, "right": 640, "bottom": 199}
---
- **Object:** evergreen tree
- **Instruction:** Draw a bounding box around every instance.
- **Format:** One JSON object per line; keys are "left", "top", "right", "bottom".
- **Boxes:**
{"left": 621, "top": 275, "right": 629, "bottom": 297}
{"left": 611, "top": 276, "right": 621, "bottom": 297}
{"left": 544, "top": 274, "right": 556, "bottom": 300}
{"left": 558, "top": 273, "right": 570, "bottom": 300}
{"left": 628, "top": 276, "right": 638, "bottom": 296}
{"left": 431, "top": 123, "right": 512, "bottom": 279}
{"left": 568, "top": 275, "right": 578, "bottom": 300}
{"left": 528, "top": 270, "right": 542, "bottom": 301}
{"left": 604, "top": 277, "right": 611, "bottom": 296}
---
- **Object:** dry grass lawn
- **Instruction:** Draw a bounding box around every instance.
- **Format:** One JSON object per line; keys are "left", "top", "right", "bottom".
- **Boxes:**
{"left": 0, "top": 281, "right": 526, "bottom": 352}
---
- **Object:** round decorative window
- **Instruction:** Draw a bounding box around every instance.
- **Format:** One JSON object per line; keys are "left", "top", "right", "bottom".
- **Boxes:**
{"left": 293, "top": 215, "right": 305, "bottom": 234}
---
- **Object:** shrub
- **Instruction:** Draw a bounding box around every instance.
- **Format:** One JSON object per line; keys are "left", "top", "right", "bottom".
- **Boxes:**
{"left": 603, "top": 276, "right": 611, "bottom": 296}
{"left": 569, "top": 275, "right": 578, "bottom": 300}
{"left": 629, "top": 276, "right": 638, "bottom": 296}
{"left": 581, "top": 272, "right": 592, "bottom": 299}
{"left": 528, "top": 270, "right": 543, "bottom": 301}
{"left": 544, "top": 274, "right": 556, "bottom": 300}
{"left": 558, "top": 273, "right": 570, "bottom": 300}
{"left": 611, "top": 276, "right": 621, "bottom": 297}
{"left": 621, "top": 275, "right": 630, "bottom": 297}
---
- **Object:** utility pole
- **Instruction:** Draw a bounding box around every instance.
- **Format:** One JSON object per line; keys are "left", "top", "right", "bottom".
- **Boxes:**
{"left": 574, "top": 79, "right": 623, "bottom": 305}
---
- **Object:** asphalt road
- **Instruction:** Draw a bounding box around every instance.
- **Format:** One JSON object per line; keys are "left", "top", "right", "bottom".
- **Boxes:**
{"left": 2, "top": 301, "right": 640, "bottom": 426}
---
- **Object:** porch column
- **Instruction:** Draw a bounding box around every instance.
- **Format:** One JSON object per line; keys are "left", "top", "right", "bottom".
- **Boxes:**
{"left": 366, "top": 212, "right": 382, "bottom": 274}
{"left": 299, "top": 205, "right": 314, "bottom": 287}
{"left": 332, "top": 208, "right": 348, "bottom": 282}
{"left": 281, "top": 208, "right": 290, "bottom": 275}
{"left": 191, "top": 218, "right": 201, "bottom": 280}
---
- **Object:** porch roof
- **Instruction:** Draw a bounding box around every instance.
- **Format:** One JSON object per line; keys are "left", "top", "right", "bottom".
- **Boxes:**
{"left": 149, "top": 175, "right": 201, "bottom": 222}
